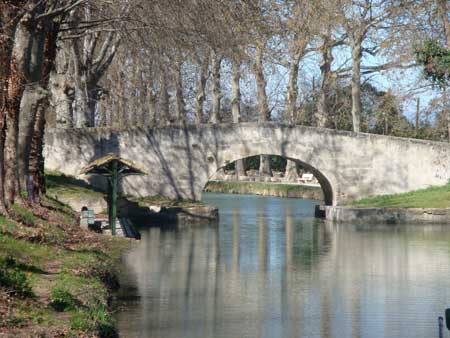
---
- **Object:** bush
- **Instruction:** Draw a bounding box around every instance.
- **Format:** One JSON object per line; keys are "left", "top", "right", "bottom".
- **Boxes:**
{"left": 71, "top": 304, "right": 118, "bottom": 338}
{"left": 49, "top": 285, "right": 79, "bottom": 311}
{"left": 0, "top": 257, "right": 33, "bottom": 296}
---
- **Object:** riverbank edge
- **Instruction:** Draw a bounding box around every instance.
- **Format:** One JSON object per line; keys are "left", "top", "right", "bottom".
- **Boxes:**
{"left": 51, "top": 195, "right": 219, "bottom": 227}
{"left": 324, "top": 206, "right": 450, "bottom": 224}
{"left": 0, "top": 199, "right": 132, "bottom": 337}
{"left": 204, "top": 180, "right": 323, "bottom": 200}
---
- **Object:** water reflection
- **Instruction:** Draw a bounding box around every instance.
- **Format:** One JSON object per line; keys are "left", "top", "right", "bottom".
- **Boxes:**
{"left": 117, "top": 193, "right": 450, "bottom": 338}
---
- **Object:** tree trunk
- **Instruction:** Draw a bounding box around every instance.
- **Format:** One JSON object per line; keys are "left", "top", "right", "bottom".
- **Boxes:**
{"left": 438, "top": 0, "right": 450, "bottom": 141}
{"left": 438, "top": 0, "right": 450, "bottom": 48}
{"left": 195, "top": 54, "right": 209, "bottom": 125}
{"left": 316, "top": 40, "right": 332, "bottom": 128}
{"left": 18, "top": 84, "right": 46, "bottom": 190}
{"left": 255, "top": 45, "right": 269, "bottom": 123}
{"left": 231, "top": 60, "right": 245, "bottom": 178}
{"left": 4, "top": 13, "right": 33, "bottom": 205}
{"left": 231, "top": 60, "right": 241, "bottom": 124}
{"left": 72, "top": 38, "right": 93, "bottom": 127}
{"left": 174, "top": 56, "right": 185, "bottom": 124}
{"left": 147, "top": 86, "right": 157, "bottom": 127}
{"left": 351, "top": 39, "right": 362, "bottom": 132}
{"left": 284, "top": 160, "right": 299, "bottom": 181}
{"left": 210, "top": 50, "right": 221, "bottom": 124}
{"left": 259, "top": 155, "right": 272, "bottom": 177}
{"left": 29, "top": 20, "right": 59, "bottom": 200}
{"left": 0, "top": 7, "right": 17, "bottom": 213}
{"left": 286, "top": 48, "right": 304, "bottom": 124}
{"left": 159, "top": 69, "right": 170, "bottom": 125}
{"left": 255, "top": 44, "right": 271, "bottom": 176}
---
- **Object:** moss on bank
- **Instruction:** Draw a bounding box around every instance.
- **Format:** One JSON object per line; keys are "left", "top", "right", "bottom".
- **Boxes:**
{"left": 46, "top": 170, "right": 104, "bottom": 199}
{"left": 0, "top": 178, "right": 130, "bottom": 337}
{"left": 352, "top": 183, "right": 450, "bottom": 208}
{"left": 204, "top": 180, "right": 323, "bottom": 200}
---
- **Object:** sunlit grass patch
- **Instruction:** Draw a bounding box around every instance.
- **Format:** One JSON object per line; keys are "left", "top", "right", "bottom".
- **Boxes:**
{"left": 352, "top": 183, "right": 450, "bottom": 208}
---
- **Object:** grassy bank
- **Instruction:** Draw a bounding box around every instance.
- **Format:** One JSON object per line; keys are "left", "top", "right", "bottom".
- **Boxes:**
{"left": 204, "top": 180, "right": 323, "bottom": 200}
{"left": 0, "top": 176, "right": 131, "bottom": 337}
{"left": 352, "top": 183, "right": 450, "bottom": 208}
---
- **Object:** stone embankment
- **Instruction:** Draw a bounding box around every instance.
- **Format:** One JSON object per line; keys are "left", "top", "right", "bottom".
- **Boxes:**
{"left": 204, "top": 180, "right": 323, "bottom": 200}
{"left": 51, "top": 194, "right": 218, "bottom": 227}
{"left": 323, "top": 206, "right": 450, "bottom": 224}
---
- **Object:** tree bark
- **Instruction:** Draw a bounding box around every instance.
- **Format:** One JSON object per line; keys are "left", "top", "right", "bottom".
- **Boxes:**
{"left": 286, "top": 48, "right": 304, "bottom": 124}
{"left": 316, "top": 39, "right": 332, "bottom": 128}
{"left": 195, "top": 54, "right": 209, "bottom": 125}
{"left": 231, "top": 59, "right": 245, "bottom": 177}
{"left": 4, "top": 13, "right": 33, "bottom": 205}
{"left": 158, "top": 68, "right": 170, "bottom": 125}
{"left": 231, "top": 60, "right": 241, "bottom": 124}
{"left": 174, "top": 56, "right": 186, "bottom": 123}
{"left": 0, "top": 6, "right": 17, "bottom": 213}
{"left": 254, "top": 44, "right": 271, "bottom": 176}
{"left": 210, "top": 50, "right": 221, "bottom": 124}
{"left": 29, "top": 20, "right": 59, "bottom": 200}
{"left": 351, "top": 38, "right": 362, "bottom": 132}
{"left": 438, "top": 0, "right": 450, "bottom": 141}
{"left": 255, "top": 45, "right": 269, "bottom": 123}
{"left": 438, "top": 0, "right": 450, "bottom": 48}
{"left": 284, "top": 160, "right": 299, "bottom": 181}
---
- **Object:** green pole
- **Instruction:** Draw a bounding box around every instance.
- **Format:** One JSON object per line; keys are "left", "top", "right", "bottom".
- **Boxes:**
{"left": 110, "top": 160, "right": 118, "bottom": 236}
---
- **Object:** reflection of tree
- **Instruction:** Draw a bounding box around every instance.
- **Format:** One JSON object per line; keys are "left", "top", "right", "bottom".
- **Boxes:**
{"left": 291, "top": 220, "right": 333, "bottom": 268}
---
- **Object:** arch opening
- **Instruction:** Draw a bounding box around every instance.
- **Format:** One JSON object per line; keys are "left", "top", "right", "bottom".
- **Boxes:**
{"left": 203, "top": 154, "right": 334, "bottom": 206}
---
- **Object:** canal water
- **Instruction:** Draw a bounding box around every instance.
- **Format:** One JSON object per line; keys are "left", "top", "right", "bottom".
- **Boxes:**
{"left": 116, "top": 193, "right": 450, "bottom": 338}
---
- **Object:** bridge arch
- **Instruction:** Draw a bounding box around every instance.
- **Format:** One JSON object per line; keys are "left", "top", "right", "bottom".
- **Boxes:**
{"left": 206, "top": 154, "right": 334, "bottom": 205}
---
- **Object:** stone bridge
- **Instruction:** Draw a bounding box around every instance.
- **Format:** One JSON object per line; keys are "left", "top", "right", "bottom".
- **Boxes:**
{"left": 44, "top": 123, "right": 450, "bottom": 206}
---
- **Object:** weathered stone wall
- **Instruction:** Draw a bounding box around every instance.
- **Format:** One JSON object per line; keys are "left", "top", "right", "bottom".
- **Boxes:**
{"left": 325, "top": 206, "right": 450, "bottom": 224}
{"left": 44, "top": 123, "right": 450, "bottom": 206}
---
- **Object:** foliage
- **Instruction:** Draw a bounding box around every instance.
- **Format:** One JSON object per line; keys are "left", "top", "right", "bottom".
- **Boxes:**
{"left": 416, "top": 40, "right": 450, "bottom": 88}
{"left": 0, "top": 257, "right": 33, "bottom": 297}
{"left": 50, "top": 286, "right": 79, "bottom": 312}
{"left": 352, "top": 183, "right": 450, "bottom": 208}
{"left": 70, "top": 304, "right": 117, "bottom": 337}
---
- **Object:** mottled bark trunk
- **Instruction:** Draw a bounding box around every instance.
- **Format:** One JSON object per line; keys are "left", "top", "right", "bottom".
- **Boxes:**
{"left": 148, "top": 88, "right": 157, "bottom": 127}
{"left": 231, "top": 60, "right": 244, "bottom": 177}
{"left": 438, "top": 0, "right": 450, "bottom": 140}
{"left": 18, "top": 84, "right": 46, "bottom": 190}
{"left": 174, "top": 58, "right": 185, "bottom": 123}
{"left": 255, "top": 45, "right": 271, "bottom": 176}
{"left": 72, "top": 39, "right": 93, "bottom": 127}
{"left": 0, "top": 8, "right": 16, "bottom": 213}
{"left": 438, "top": 0, "right": 450, "bottom": 48}
{"left": 231, "top": 60, "right": 241, "bottom": 124}
{"left": 284, "top": 160, "right": 299, "bottom": 180}
{"left": 195, "top": 55, "right": 209, "bottom": 125}
{"left": 29, "top": 21, "right": 59, "bottom": 199}
{"left": 255, "top": 46, "right": 269, "bottom": 123}
{"left": 286, "top": 48, "right": 304, "bottom": 124}
{"left": 316, "top": 40, "right": 333, "bottom": 128}
{"left": 210, "top": 51, "right": 221, "bottom": 124}
{"left": 259, "top": 155, "right": 272, "bottom": 177}
{"left": 4, "top": 14, "right": 32, "bottom": 205}
{"left": 48, "top": 72, "right": 73, "bottom": 128}
{"left": 158, "top": 69, "right": 170, "bottom": 125}
{"left": 351, "top": 39, "right": 362, "bottom": 132}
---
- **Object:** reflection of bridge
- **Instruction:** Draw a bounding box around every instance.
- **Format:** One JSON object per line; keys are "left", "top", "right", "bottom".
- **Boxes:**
{"left": 44, "top": 123, "right": 450, "bottom": 205}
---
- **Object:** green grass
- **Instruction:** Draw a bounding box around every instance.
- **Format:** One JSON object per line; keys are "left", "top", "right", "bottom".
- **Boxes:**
{"left": 352, "top": 183, "right": 450, "bottom": 208}
{"left": 0, "top": 174, "right": 131, "bottom": 337}
{"left": 204, "top": 181, "right": 323, "bottom": 198}
{"left": 45, "top": 170, "right": 104, "bottom": 198}
{"left": 130, "top": 195, "right": 203, "bottom": 208}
